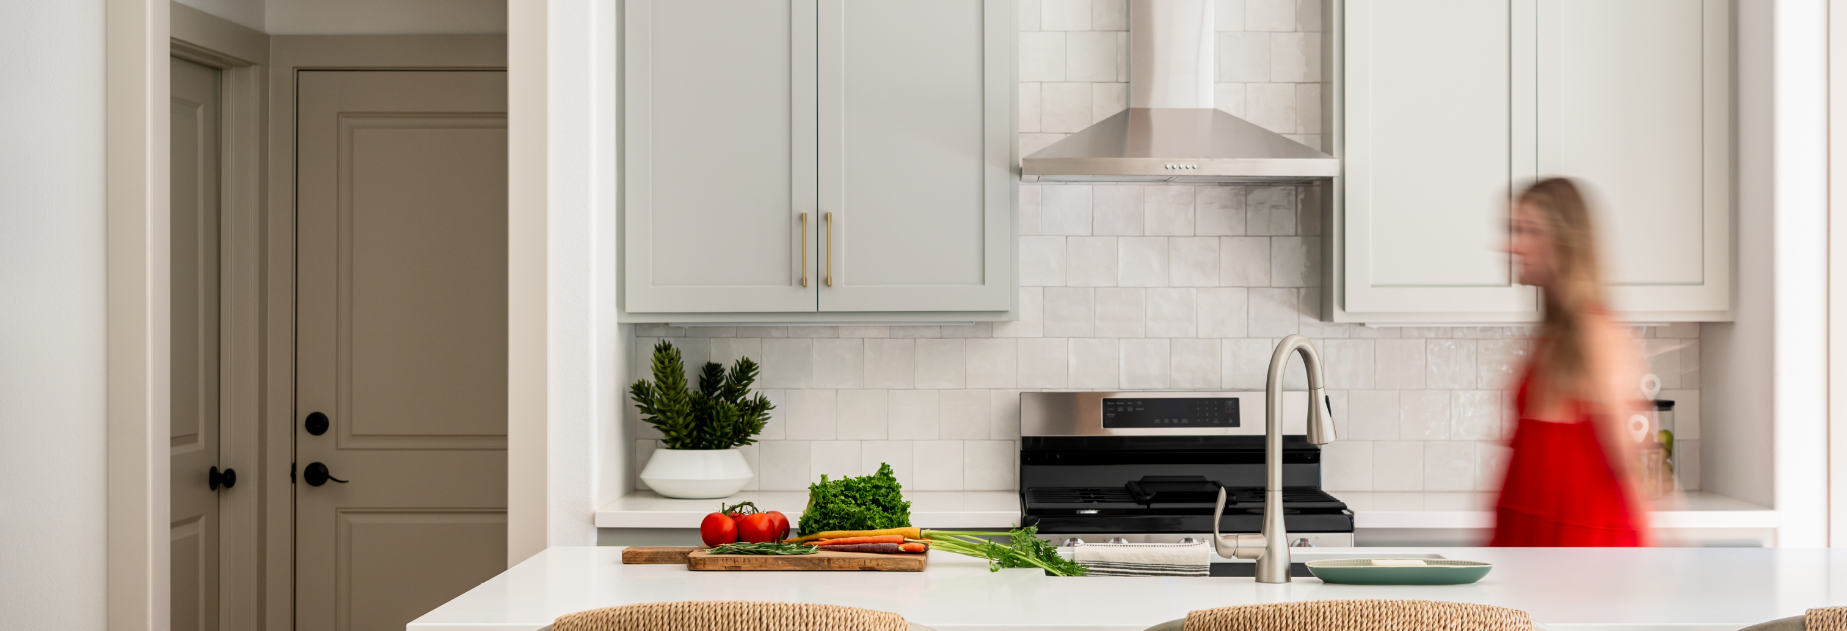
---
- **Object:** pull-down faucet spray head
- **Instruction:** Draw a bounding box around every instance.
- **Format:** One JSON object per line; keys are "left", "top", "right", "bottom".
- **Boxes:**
{"left": 1307, "top": 386, "right": 1336, "bottom": 446}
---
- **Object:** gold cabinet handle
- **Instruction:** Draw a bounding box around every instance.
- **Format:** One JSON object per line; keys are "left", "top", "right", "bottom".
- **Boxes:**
{"left": 799, "top": 213, "right": 809, "bottom": 287}
{"left": 824, "top": 212, "right": 834, "bottom": 287}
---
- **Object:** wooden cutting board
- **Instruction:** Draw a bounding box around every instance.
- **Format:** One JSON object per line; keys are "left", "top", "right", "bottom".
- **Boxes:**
{"left": 685, "top": 549, "right": 926, "bottom": 572}
{"left": 621, "top": 546, "right": 696, "bottom": 564}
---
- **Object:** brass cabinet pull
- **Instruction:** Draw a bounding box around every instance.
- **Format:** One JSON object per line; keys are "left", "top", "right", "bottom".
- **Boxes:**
{"left": 799, "top": 212, "right": 809, "bottom": 287}
{"left": 824, "top": 212, "right": 834, "bottom": 287}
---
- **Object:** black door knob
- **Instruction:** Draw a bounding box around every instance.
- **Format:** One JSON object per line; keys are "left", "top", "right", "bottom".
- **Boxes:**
{"left": 209, "top": 466, "right": 236, "bottom": 490}
{"left": 302, "top": 462, "right": 348, "bottom": 487}
{"left": 304, "top": 412, "right": 330, "bottom": 436}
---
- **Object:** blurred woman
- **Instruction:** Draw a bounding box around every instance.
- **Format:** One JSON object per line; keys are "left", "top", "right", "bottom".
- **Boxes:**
{"left": 1491, "top": 178, "right": 1651, "bottom": 547}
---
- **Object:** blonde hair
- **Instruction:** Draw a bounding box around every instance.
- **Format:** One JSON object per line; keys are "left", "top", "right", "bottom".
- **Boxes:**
{"left": 1518, "top": 177, "right": 1607, "bottom": 395}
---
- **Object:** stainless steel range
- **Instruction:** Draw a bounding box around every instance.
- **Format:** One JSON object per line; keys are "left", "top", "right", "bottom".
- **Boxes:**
{"left": 1018, "top": 390, "right": 1354, "bottom": 576}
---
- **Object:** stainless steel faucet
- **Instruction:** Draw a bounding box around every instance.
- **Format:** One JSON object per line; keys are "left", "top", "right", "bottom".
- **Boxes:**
{"left": 1212, "top": 334, "right": 1336, "bottom": 583}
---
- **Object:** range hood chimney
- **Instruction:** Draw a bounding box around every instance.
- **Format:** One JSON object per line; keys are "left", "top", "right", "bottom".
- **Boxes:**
{"left": 1021, "top": 0, "right": 1338, "bottom": 183}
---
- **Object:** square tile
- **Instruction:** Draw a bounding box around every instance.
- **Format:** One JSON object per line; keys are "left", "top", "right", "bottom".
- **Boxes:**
{"left": 912, "top": 441, "right": 965, "bottom": 490}
{"left": 1196, "top": 186, "right": 1246, "bottom": 235}
{"left": 1215, "top": 83, "right": 1246, "bottom": 118}
{"left": 1067, "top": 32, "right": 1119, "bottom": 82}
{"left": 1020, "top": 0, "right": 1043, "bottom": 30}
{"left": 940, "top": 389, "right": 992, "bottom": 440}
{"left": 966, "top": 338, "right": 1020, "bottom": 389}
{"left": 813, "top": 339, "right": 866, "bottom": 389}
{"left": 1121, "top": 339, "right": 1172, "bottom": 389}
{"left": 1321, "top": 441, "right": 1372, "bottom": 491}
{"left": 812, "top": 441, "right": 864, "bottom": 483}
{"left": 1145, "top": 186, "right": 1196, "bottom": 235}
{"left": 1347, "top": 390, "right": 1400, "bottom": 441}
{"left": 1296, "top": 0, "right": 1321, "bottom": 31}
{"left": 1219, "top": 236, "right": 1271, "bottom": 286}
{"left": 1066, "top": 236, "right": 1119, "bottom": 287}
{"left": 1269, "top": 236, "right": 1319, "bottom": 287}
{"left": 994, "top": 287, "right": 1045, "bottom": 338}
{"left": 760, "top": 339, "right": 814, "bottom": 388}
{"left": 991, "top": 390, "right": 1025, "bottom": 440}
{"left": 1119, "top": 237, "right": 1170, "bottom": 287}
{"left": 1661, "top": 388, "right": 1699, "bottom": 440}
{"left": 1248, "top": 287, "right": 1299, "bottom": 337}
{"left": 1146, "top": 288, "right": 1198, "bottom": 338}
{"left": 1321, "top": 339, "right": 1375, "bottom": 389}
{"left": 1171, "top": 339, "right": 1222, "bottom": 389}
{"left": 1069, "top": 339, "right": 1121, "bottom": 389}
{"left": 1296, "top": 83, "right": 1322, "bottom": 135}
{"left": 1020, "top": 236, "right": 1067, "bottom": 286}
{"left": 1399, "top": 390, "right": 1450, "bottom": 439}
{"left": 756, "top": 389, "right": 788, "bottom": 440}
{"left": 1246, "top": 186, "right": 1297, "bottom": 236}
{"left": 1270, "top": 33, "right": 1321, "bottom": 83}
{"left": 1093, "top": 0, "right": 1129, "bottom": 30}
{"left": 1043, "top": 287, "right": 1097, "bottom": 338}
{"left": 1216, "top": 0, "right": 1246, "bottom": 30}
{"left": 1374, "top": 339, "right": 1426, "bottom": 390}
{"left": 942, "top": 322, "right": 992, "bottom": 339}
{"left": 1018, "top": 338, "right": 1071, "bottom": 388}
{"left": 1216, "top": 32, "right": 1269, "bottom": 82}
{"left": 1425, "top": 339, "right": 1477, "bottom": 390}
{"left": 1021, "top": 133, "right": 1066, "bottom": 157}
{"left": 1222, "top": 338, "right": 1272, "bottom": 389}
{"left": 1019, "top": 83, "right": 1043, "bottom": 134}
{"left": 1645, "top": 338, "right": 1683, "bottom": 389}
{"left": 1042, "top": 185, "right": 1093, "bottom": 235}
{"left": 1245, "top": 0, "right": 1295, "bottom": 31}
{"left": 1425, "top": 441, "right": 1475, "bottom": 492}
{"left": 838, "top": 326, "right": 890, "bottom": 339}
{"left": 709, "top": 338, "right": 764, "bottom": 371}
{"left": 1043, "top": 0, "right": 1091, "bottom": 30}
{"left": 1169, "top": 238, "right": 1221, "bottom": 287}
{"left": 786, "top": 389, "right": 838, "bottom": 440}
{"left": 965, "top": 441, "right": 1017, "bottom": 491}
{"left": 1373, "top": 441, "right": 1425, "bottom": 491}
{"left": 888, "top": 390, "right": 940, "bottom": 440}
{"left": 1092, "top": 82, "right": 1129, "bottom": 123}
{"left": 1042, "top": 82, "right": 1095, "bottom": 134}
{"left": 758, "top": 441, "right": 812, "bottom": 491}
{"left": 633, "top": 440, "right": 659, "bottom": 491}
{"left": 1681, "top": 340, "right": 1700, "bottom": 387}
{"left": 1020, "top": 32, "right": 1066, "bottom": 82}
{"left": 836, "top": 390, "right": 890, "bottom": 440}
{"left": 1094, "top": 287, "right": 1148, "bottom": 338}
{"left": 916, "top": 339, "right": 969, "bottom": 389}
{"left": 1092, "top": 185, "right": 1145, "bottom": 235}
{"left": 1475, "top": 442, "right": 1512, "bottom": 492}
{"left": 1245, "top": 83, "right": 1297, "bottom": 135}
{"left": 1475, "top": 339, "right": 1529, "bottom": 390}
{"left": 1452, "top": 390, "right": 1502, "bottom": 440}
{"left": 1197, "top": 288, "right": 1249, "bottom": 338}
{"left": 864, "top": 339, "right": 917, "bottom": 389}
{"left": 861, "top": 441, "right": 915, "bottom": 488}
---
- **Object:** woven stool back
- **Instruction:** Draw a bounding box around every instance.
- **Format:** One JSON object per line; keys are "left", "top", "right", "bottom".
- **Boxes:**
{"left": 1182, "top": 599, "right": 1532, "bottom": 631}
{"left": 1811, "top": 607, "right": 1847, "bottom": 631}
{"left": 553, "top": 601, "right": 910, "bottom": 631}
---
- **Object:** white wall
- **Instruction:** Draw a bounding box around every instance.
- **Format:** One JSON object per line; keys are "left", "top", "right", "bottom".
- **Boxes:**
{"left": 266, "top": 0, "right": 505, "bottom": 35}
{"left": 0, "top": 1, "right": 110, "bottom": 628}
{"left": 174, "top": 0, "right": 263, "bottom": 31}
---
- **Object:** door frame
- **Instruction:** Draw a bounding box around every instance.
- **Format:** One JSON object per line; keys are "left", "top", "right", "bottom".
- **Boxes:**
{"left": 171, "top": 4, "right": 270, "bottom": 630}
{"left": 263, "top": 35, "right": 507, "bottom": 630}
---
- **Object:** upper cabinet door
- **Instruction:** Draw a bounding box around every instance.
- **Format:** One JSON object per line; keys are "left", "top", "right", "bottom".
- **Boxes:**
{"left": 814, "top": 0, "right": 1015, "bottom": 313}
{"left": 1342, "top": 0, "right": 1541, "bottom": 320}
{"left": 624, "top": 0, "right": 819, "bottom": 313}
{"left": 1543, "top": 0, "right": 1731, "bottom": 319}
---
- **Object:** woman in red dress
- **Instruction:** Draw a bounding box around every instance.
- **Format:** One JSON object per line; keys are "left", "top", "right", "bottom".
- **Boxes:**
{"left": 1490, "top": 178, "right": 1651, "bottom": 547}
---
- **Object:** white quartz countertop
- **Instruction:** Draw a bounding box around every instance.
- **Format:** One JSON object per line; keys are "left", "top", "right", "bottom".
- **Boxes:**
{"left": 411, "top": 546, "right": 1847, "bottom": 631}
{"left": 596, "top": 491, "right": 1776, "bottom": 530}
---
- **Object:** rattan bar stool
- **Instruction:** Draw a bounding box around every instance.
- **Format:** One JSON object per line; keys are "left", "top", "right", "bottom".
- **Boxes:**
{"left": 552, "top": 601, "right": 936, "bottom": 631}
{"left": 1140, "top": 599, "right": 1534, "bottom": 631}
{"left": 1743, "top": 607, "right": 1847, "bottom": 631}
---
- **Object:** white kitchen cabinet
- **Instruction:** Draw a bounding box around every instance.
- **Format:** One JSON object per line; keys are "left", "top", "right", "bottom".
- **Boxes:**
{"left": 1335, "top": 0, "right": 1731, "bottom": 323}
{"left": 623, "top": 0, "right": 1015, "bottom": 320}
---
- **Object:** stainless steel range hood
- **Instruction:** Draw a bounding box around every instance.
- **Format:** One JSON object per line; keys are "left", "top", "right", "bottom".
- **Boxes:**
{"left": 1021, "top": 0, "right": 1338, "bottom": 183}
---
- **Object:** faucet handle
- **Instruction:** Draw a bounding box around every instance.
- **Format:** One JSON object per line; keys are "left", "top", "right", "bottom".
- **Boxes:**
{"left": 1210, "top": 487, "right": 1268, "bottom": 560}
{"left": 1307, "top": 387, "right": 1336, "bottom": 445}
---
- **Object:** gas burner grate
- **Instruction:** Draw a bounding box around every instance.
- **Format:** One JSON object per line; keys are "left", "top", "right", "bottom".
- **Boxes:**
{"left": 1030, "top": 487, "right": 1136, "bottom": 504}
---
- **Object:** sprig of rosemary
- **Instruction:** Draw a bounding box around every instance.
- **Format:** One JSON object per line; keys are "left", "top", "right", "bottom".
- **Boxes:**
{"left": 707, "top": 542, "right": 817, "bottom": 555}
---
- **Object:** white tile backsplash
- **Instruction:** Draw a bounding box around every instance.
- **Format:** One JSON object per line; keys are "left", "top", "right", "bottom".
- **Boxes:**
{"left": 625, "top": 2, "right": 1703, "bottom": 495}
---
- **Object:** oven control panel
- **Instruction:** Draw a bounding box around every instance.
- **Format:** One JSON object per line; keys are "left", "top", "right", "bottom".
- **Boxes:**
{"left": 1101, "top": 397, "right": 1239, "bottom": 428}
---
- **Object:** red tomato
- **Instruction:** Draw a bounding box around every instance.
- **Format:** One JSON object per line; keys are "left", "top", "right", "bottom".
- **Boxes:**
{"left": 699, "top": 512, "right": 737, "bottom": 547}
{"left": 763, "top": 511, "right": 791, "bottom": 541}
{"left": 735, "top": 513, "right": 779, "bottom": 543}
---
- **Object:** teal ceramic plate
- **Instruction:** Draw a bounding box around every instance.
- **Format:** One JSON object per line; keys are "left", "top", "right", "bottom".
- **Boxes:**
{"left": 1304, "top": 558, "right": 1493, "bottom": 585}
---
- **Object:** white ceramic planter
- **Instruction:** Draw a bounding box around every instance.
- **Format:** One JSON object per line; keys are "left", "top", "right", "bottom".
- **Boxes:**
{"left": 639, "top": 448, "right": 754, "bottom": 499}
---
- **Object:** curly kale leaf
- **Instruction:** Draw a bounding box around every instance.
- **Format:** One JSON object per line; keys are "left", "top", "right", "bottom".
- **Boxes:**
{"left": 798, "top": 463, "right": 912, "bottom": 536}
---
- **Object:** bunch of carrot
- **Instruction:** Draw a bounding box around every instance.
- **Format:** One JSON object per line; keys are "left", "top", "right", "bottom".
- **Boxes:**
{"left": 802, "top": 534, "right": 927, "bottom": 554}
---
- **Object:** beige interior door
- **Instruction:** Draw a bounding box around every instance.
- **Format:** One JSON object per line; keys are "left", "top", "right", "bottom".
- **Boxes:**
{"left": 171, "top": 55, "right": 224, "bottom": 631}
{"left": 294, "top": 70, "right": 509, "bottom": 631}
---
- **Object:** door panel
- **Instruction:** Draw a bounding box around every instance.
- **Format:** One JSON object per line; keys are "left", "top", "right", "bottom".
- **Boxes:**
{"left": 295, "top": 70, "right": 509, "bottom": 631}
{"left": 170, "top": 55, "right": 221, "bottom": 631}
{"left": 817, "top": 0, "right": 1013, "bottom": 312}
{"left": 624, "top": 0, "right": 820, "bottom": 313}
{"left": 1343, "top": 0, "right": 1540, "bottom": 317}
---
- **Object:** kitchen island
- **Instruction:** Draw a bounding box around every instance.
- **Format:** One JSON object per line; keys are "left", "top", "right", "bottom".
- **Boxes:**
{"left": 411, "top": 546, "right": 1847, "bottom": 631}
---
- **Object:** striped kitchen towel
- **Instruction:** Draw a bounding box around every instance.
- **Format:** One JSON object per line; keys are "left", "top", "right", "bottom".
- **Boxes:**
{"left": 1072, "top": 542, "right": 1212, "bottom": 577}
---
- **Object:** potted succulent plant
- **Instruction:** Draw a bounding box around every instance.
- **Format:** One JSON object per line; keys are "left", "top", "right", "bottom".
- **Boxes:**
{"left": 629, "top": 340, "right": 774, "bottom": 499}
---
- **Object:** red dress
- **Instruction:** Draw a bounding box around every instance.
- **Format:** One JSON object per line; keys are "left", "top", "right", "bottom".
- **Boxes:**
{"left": 1489, "top": 362, "right": 1646, "bottom": 547}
